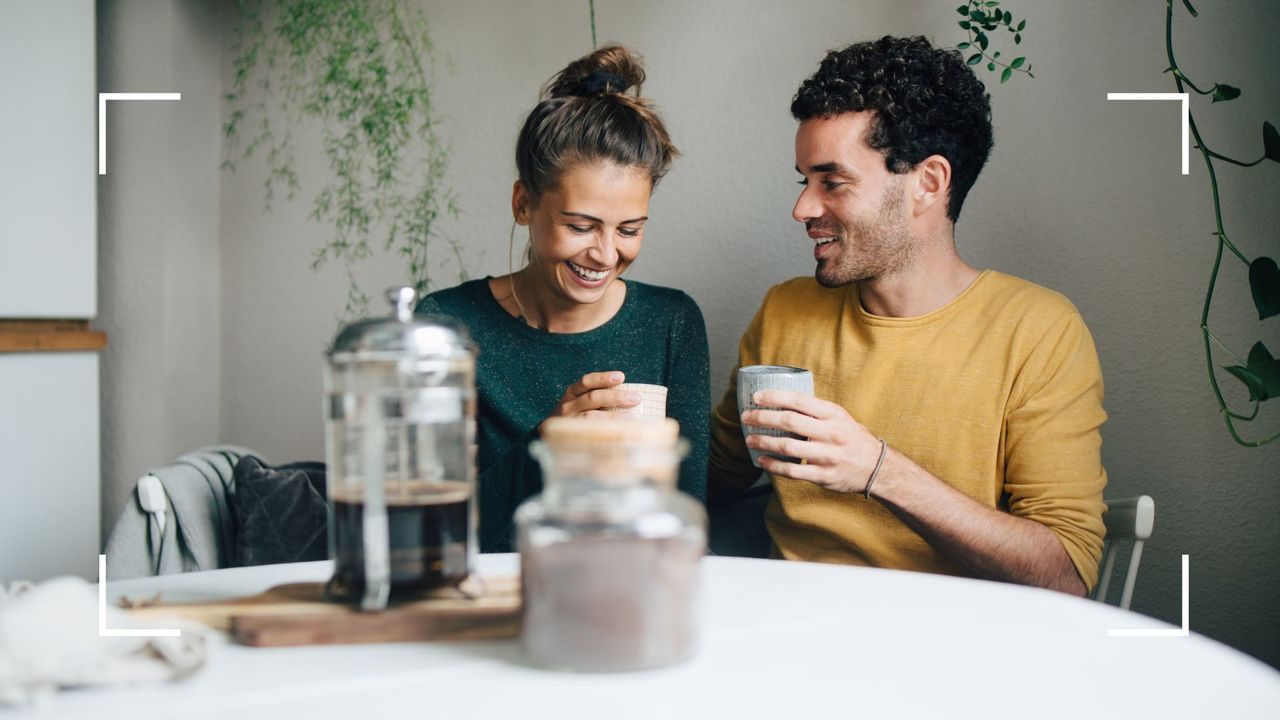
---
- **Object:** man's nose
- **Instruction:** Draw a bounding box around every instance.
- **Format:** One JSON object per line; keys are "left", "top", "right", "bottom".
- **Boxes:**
{"left": 792, "top": 183, "right": 819, "bottom": 224}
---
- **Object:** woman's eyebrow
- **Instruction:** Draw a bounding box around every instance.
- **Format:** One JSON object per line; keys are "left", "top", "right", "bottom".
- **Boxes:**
{"left": 560, "top": 211, "right": 649, "bottom": 224}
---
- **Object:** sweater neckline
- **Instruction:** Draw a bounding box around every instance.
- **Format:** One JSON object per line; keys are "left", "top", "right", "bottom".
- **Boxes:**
{"left": 476, "top": 276, "right": 636, "bottom": 345}
{"left": 852, "top": 269, "right": 995, "bottom": 328}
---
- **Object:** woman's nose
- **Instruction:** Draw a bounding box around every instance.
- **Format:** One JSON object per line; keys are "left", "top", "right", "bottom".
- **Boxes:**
{"left": 589, "top": 231, "right": 620, "bottom": 267}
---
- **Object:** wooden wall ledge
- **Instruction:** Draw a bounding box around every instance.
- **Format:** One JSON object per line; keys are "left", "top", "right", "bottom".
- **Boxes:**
{"left": 0, "top": 320, "right": 107, "bottom": 353}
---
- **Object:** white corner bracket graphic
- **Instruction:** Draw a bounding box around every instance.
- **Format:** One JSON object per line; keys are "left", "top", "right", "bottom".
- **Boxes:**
{"left": 1105, "top": 92, "right": 1190, "bottom": 175}
{"left": 98, "top": 554, "right": 181, "bottom": 637}
{"left": 97, "top": 92, "right": 182, "bottom": 175}
{"left": 1107, "top": 554, "right": 1190, "bottom": 637}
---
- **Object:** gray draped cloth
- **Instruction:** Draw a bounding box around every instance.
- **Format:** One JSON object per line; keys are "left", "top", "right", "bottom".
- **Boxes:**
{"left": 104, "top": 446, "right": 259, "bottom": 580}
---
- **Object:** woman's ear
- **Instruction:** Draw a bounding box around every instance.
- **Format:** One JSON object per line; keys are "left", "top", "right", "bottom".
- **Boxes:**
{"left": 512, "top": 181, "right": 532, "bottom": 226}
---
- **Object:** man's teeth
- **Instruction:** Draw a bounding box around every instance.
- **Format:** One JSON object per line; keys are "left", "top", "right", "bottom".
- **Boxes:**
{"left": 815, "top": 237, "right": 837, "bottom": 246}
{"left": 566, "top": 260, "right": 609, "bottom": 281}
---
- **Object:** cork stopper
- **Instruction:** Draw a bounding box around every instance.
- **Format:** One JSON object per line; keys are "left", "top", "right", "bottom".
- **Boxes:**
{"left": 537, "top": 417, "right": 683, "bottom": 487}
{"left": 540, "top": 416, "right": 679, "bottom": 448}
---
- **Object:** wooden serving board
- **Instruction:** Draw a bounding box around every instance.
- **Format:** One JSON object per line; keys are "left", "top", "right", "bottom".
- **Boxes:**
{"left": 124, "top": 576, "right": 521, "bottom": 647}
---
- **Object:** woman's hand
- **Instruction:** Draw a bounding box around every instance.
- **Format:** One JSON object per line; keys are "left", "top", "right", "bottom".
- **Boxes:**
{"left": 542, "top": 371, "right": 640, "bottom": 426}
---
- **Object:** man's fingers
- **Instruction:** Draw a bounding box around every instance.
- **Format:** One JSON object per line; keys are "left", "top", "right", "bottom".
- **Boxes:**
{"left": 741, "top": 408, "right": 829, "bottom": 440}
{"left": 758, "top": 455, "right": 828, "bottom": 484}
{"left": 746, "top": 434, "right": 828, "bottom": 464}
{"left": 566, "top": 371, "right": 625, "bottom": 397}
{"left": 751, "top": 390, "right": 840, "bottom": 420}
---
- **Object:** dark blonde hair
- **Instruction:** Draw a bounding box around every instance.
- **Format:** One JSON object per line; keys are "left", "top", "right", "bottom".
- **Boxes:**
{"left": 515, "top": 45, "right": 679, "bottom": 206}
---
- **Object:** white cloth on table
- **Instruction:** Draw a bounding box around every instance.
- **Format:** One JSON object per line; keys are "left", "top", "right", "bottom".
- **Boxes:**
{"left": 0, "top": 577, "right": 206, "bottom": 708}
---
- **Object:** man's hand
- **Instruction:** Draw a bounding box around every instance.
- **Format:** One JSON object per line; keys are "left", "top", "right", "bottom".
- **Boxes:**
{"left": 741, "top": 390, "right": 881, "bottom": 494}
{"left": 542, "top": 371, "right": 639, "bottom": 428}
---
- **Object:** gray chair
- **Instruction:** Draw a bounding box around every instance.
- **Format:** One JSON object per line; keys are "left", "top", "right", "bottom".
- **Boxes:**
{"left": 1093, "top": 495, "right": 1155, "bottom": 610}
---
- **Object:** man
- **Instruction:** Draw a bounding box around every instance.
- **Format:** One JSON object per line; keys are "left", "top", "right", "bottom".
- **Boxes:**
{"left": 709, "top": 36, "right": 1107, "bottom": 596}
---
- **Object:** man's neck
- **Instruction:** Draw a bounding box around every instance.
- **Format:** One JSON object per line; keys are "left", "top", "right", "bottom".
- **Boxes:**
{"left": 857, "top": 236, "right": 981, "bottom": 318}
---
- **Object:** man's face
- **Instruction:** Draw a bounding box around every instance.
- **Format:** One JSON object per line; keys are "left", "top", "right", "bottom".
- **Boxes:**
{"left": 793, "top": 112, "right": 913, "bottom": 288}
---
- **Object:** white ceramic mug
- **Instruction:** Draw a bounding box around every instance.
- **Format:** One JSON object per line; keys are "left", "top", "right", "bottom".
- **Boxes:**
{"left": 737, "top": 365, "right": 814, "bottom": 467}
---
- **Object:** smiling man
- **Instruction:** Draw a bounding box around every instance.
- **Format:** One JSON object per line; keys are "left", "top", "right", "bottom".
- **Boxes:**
{"left": 708, "top": 36, "right": 1108, "bottom": 595}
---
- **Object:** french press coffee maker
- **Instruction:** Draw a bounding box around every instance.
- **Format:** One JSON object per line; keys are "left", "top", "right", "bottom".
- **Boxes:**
{"left": 323, "top": 287, "right": 477, "bottom": 610}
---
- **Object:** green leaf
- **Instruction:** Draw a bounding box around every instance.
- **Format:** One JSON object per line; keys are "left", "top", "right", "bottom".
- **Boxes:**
{"left": 1224, "top": 342, "right": 1280, "bottom": 402}
{"left": 1003, "top": 10, "right": 1012, "bottom": 24}
{"left": 993, "top": 50, "right": 1001, "bottom": 59}
{"left": 984, "top": 0, "right": 999, "bottom": 6}
{"left": 1211, "top": 84, "right": 1241, "bottom": 103}
{"left": 1250, "top": 256, "right": 1280, "bottom": 320}
{"left": 1017, "top": 19, "right": 1026, "bottom": 31}
{"left": 1010, "top": 56, "right": 1025, "bottom": 69}
{"left": 970, "top": 9, "right": 985, "bottom": 22}
{"left": 988, "top": 62, "right": 996, "bottom": 71}
{"left": 1001, "top": 67, "right": 1013, "bottom": 83}
{"left": 957, "top": 5, "right": 969, "bottom": 15}
{"left": 978, "top": 32, "right": 989, "bottom": 50}
{"left": 958, "top": 41, "right": 971, "bottom": 49}
{"left": 960, "top": 20, "right": 972, "bottom": 29}
{"left": 968, "top": 53, "right": 983, "bottom": 65}
{"left": 1263, "top": 121, "right": 1280, "bottom": 163}
{"left": 1014, "top": 33, "right": 1022, "bottom": 44}
{"left": 1181, "top": 0, "right": 1199, "bottom": 17}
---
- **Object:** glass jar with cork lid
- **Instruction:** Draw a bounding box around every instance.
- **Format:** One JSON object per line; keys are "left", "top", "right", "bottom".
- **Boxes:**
{"left": 515, "top": 416, "right": 707, "bottom": 672}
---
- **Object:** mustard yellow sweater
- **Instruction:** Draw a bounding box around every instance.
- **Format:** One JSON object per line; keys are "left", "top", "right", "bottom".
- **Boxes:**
{"left": 710, "top": 271, "right": 1108, "bottom": 591}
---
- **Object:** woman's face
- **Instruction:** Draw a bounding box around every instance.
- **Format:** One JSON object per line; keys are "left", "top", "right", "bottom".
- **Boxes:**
{"left": 515, "top": 161, "right": 651, "bottom": 306}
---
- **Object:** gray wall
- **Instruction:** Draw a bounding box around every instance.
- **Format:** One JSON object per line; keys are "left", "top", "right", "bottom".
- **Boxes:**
{"left": 99, "top": 0, "right": 1280, "bottom": 665}
{"left": 98, "top": 0, "right": 225, "bottom": 537}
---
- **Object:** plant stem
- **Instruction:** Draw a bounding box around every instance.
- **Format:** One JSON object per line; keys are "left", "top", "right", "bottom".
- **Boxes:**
{"left": 589, "top": 0, "right": 597, "bottom": 48}
{"left": 1198, "top": 147, "right": 1266, "bottom": 168}
{"left": 1204, "top": 327, "right": 1248, "bottom": 365}
{"left": 1168, "top": 0, "right": 1275, "bottom": 446}
{"left": 965, "top": 24, "right": 1034, "bottom": 79}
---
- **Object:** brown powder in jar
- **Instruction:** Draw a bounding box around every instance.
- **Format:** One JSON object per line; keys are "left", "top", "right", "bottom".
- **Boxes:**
{"left": 520, "top": 533, "right": 703, "bottom": 672}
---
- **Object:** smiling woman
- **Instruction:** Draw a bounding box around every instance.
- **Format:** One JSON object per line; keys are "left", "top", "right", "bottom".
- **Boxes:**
{"left": 414, "top": 46, "right": 710, "bottom": 552}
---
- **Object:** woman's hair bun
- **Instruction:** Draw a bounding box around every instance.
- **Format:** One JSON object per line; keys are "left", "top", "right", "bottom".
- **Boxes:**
{"left": 546, "top": 45, "right": 646, "bottom": 99}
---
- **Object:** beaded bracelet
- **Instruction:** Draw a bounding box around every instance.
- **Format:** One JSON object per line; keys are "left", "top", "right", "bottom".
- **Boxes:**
{"left": 863, "top": 438, "right": 888, "bottom": 500}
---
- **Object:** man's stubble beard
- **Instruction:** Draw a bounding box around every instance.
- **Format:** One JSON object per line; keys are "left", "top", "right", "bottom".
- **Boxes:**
{"left": 814, "top": 181, "right": 914, "bottom": 289}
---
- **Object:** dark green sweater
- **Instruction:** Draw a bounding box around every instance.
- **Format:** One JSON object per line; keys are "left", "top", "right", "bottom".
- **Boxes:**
{"left": 416, "top": 278, "right": 710, "bottom": 552}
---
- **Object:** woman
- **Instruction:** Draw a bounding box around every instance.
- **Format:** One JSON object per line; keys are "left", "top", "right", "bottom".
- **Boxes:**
{"left": 416, "top": 46, "right": 710, "bottom": 552}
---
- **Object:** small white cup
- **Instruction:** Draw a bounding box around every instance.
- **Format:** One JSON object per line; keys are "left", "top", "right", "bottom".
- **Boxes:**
{"left": 607, "top": 383, "right": 668, "bottom": 420}
{"left": 737, "top": 365, "right": 814, "bottom": 467}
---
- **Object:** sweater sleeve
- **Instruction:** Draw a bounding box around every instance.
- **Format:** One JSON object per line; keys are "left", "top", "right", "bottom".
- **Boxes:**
{"left": 475, "top": 426, "right": 543, "bottom": 553}
{"left": 708, "top": 288, "right": 771, "bottom": 503}
{"left": 665, "top": 294, "right": 711, "bottom": 502}
{"left": 1004, "top": 309, "right": 1108, "bottom": 593}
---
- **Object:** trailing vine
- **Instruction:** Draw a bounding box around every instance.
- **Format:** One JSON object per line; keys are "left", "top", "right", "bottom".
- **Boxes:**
{"left": 1165, "top": 0, "right": 1280, "bottom": 447}
{"left": 954, "top": 1, "right": 1033, "bottom": 84}
{"left": 223, "top": 0, "right": 462, "bottom": 318}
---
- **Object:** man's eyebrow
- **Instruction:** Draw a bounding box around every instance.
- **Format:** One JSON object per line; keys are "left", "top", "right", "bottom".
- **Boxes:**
{"left": 796, "top": 162, "right": 849, "bottom": 174}
{"left": 559, "top": 211, "right": 648, "bottom": 224}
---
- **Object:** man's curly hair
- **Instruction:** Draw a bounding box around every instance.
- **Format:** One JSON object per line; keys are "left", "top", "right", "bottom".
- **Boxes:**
{"left": 791, "top": 36, "right": 993, "bottom": 222}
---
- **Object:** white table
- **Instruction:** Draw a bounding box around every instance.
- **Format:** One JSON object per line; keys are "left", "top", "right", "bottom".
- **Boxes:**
{"left": 19, "top": 555, "right": 1280, "bottom": 719}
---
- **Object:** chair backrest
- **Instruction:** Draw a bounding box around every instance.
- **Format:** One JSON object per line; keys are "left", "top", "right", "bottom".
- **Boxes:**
{"left": 1093, "top": 495, "right": 1155, "bottom": 610}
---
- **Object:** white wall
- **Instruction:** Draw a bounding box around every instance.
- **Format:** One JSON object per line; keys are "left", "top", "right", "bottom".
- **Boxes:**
{"left": 97, "top": 0, "right": 225, "bottom": 537}
{"left": 101, "top": 0, "right": 1280, "bottom": 665}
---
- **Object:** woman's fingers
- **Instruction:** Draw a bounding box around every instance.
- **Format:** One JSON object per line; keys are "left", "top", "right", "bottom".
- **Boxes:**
{"left": 568, "top": 387, "right": 640, "bottom": 414}
{"left": 566, "top": 371, "right": 625, "bottom": 397}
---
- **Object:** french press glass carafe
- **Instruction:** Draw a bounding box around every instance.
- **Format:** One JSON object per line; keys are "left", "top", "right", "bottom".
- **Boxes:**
{"left": 323, "top": 287, "right": 477, "bottom": 610}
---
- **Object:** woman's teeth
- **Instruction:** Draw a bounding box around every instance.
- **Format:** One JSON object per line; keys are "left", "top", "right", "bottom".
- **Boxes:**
{"left": 566, "top": 260, "right": 609, "bottom": 281}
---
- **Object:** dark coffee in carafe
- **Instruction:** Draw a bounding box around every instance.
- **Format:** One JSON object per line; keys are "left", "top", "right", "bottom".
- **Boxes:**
{"left": 326, "top": 480, "right": 471, "bottom": 599}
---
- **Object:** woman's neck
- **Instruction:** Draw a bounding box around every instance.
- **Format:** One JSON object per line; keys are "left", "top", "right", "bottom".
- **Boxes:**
{"left": 497, "top": 269, "right": 627, "bottom": 333}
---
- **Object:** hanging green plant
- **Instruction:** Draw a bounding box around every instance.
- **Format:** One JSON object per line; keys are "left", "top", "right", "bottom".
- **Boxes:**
{"left": 223, "top": 0, "right": 462, "bottom": 318}
{"left": 954, "top": 0, "right": 1033, "bottom": 84}
{"left": 1164, "top": 0, "right": 1279, "bottom": 446}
